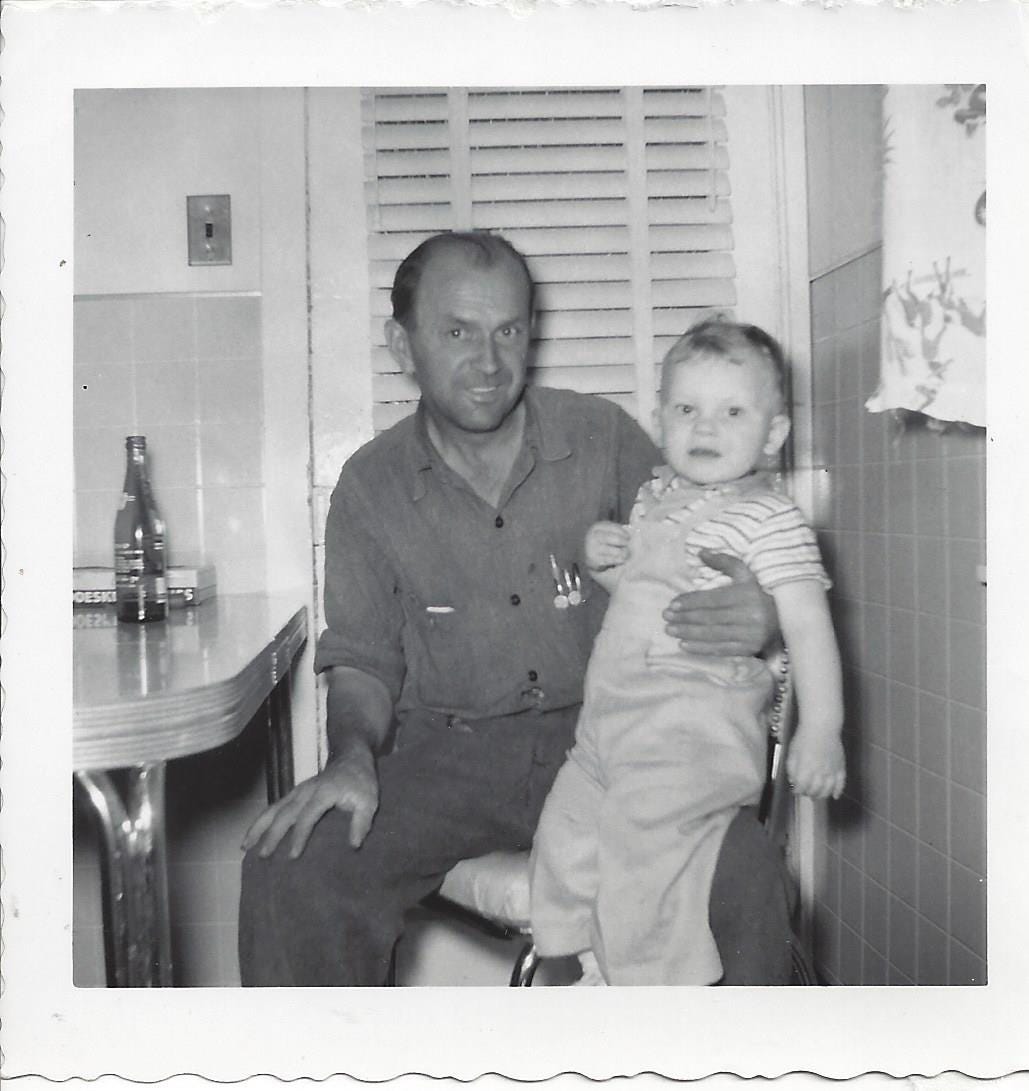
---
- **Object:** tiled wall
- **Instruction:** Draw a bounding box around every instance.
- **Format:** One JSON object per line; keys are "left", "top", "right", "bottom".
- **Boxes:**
{"left": 73, "top": 292, "right": 266, "bottom": 587}
{"left": 73, "top": 291, "right": 269, "bottom": 986}
{"left": 807, "top": 248, "right": 987, "bottom": 985}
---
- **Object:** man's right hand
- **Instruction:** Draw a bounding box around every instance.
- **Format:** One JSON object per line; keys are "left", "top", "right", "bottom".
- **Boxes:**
{"left": 241, "top": 747, "right": 380, "bottom": 860}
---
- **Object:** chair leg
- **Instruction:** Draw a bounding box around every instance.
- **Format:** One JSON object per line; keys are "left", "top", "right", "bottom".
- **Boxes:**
{"left": 509, "top": 941, "right": 541, "bottom": 987}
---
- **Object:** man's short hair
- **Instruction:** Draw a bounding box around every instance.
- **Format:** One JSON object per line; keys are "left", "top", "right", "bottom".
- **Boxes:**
{"left": 660, "top": 316, "right": 789, "bottom": 411}
{"left": 390, "top": 231, "right": 535, "bottom": 329}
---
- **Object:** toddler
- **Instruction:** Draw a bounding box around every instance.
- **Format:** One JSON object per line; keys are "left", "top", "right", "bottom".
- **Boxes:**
{"left": 530, "top": 318, "right": 845, "bottom": 985}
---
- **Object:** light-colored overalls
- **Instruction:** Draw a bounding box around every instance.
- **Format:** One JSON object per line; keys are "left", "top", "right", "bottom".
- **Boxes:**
{"left": 530, "top": 479, "right": 774, "bottom": 985}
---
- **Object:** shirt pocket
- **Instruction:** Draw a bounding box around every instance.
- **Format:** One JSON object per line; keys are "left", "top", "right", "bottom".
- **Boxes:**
{"left": 399, "top": 591, "right": 499, "bottom": 714}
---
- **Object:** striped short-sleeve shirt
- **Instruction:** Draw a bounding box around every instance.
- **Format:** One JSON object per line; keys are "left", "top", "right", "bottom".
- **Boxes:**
{"left": 631, "top": 469, "right": 831, "bottom": 594}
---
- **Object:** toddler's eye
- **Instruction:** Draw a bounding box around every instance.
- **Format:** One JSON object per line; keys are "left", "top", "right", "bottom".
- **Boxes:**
{"left": 727, "top": 406, "right": 743, "bottom": 417}
{"left": 677, "top": 404, "right": 695, "bottom": 416}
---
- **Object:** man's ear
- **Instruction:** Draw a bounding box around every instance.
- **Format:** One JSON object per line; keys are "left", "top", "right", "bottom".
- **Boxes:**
{"left": 764, "top": 413, "right": 792, "bottom": 457}
{"left": 384, "top": 318, "right": 415, "bottom": 376}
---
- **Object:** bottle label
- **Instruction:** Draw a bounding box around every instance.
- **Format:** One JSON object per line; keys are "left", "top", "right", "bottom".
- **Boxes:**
{"left": 115, "top": 544, "right": 145, "bottom": 578}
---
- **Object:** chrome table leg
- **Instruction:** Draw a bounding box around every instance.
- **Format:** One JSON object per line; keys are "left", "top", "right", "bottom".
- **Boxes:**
{"left": 265, "top": 669, "right": 295, "bottom": 804}
{"left": 76, "top": 763, "right": 173, "bottom": 987}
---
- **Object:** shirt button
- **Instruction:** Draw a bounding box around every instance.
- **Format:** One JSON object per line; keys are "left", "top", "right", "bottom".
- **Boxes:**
{"left": 528, "top": 669, "right": 538, "bottom": 682}
{"left": 510, "top": 593, "right": 521, "bottom": 606}
{"left": 495, "top": 515, "right": 504, "bottom": 528}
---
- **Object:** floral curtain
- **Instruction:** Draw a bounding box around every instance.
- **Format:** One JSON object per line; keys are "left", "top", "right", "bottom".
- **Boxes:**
{"left": 866, "top": 84, "right": 986, "bottom": 428}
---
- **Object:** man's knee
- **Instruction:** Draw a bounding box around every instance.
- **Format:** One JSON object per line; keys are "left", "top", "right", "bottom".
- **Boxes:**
{"left": 239, "top": 838, "right": 399, "bottom": 987}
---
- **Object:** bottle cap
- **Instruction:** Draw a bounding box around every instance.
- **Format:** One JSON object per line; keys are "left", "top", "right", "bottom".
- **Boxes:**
{"left": 125, "top": 435, "right": 147, "bottom": 448}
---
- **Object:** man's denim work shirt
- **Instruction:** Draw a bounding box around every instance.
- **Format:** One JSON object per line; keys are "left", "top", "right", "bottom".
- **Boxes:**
{"left": 314, "top": 386, "right": 658, "bottom": 722}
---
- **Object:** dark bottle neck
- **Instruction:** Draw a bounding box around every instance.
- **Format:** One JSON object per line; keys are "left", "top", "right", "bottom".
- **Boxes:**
{"left": 123, "top": 438, "right": 150, "bottom": 494}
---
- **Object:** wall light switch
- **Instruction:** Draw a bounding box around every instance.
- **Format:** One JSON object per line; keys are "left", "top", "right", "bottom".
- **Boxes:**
{"left": 187, "top": 195, "right": 232, "bottom": 266}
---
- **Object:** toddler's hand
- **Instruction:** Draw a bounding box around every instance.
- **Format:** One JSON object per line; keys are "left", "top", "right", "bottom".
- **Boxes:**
{"left": 585, "top": 521, "right": 631, "bottom": 572}
{"left": 786, "top": 726, "right": 846, "bottom": 800}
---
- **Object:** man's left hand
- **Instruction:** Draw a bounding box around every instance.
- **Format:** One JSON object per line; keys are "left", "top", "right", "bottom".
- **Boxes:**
{"left": 662, "top": 549, "right": 778, "bottom": 657}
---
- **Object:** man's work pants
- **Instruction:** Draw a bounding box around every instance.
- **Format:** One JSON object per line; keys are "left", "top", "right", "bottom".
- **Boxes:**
{"left": 238, "top": 707, "right": 794, "bottom": 986}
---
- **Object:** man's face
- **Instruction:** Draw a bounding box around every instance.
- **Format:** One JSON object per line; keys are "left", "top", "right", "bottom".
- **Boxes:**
{"left": 387, "top": 246, "right": 533, "bottom": 436}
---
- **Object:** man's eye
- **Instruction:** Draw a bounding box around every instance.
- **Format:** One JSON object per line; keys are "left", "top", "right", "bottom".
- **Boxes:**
{"left": 727, "top": 406, "right": 743, "bottom": 417}
{"left": 499, "top": 325, "right": 521, "bottom": 338}
{"left": 448, "top": 328, "right": 464, "bottom": 339}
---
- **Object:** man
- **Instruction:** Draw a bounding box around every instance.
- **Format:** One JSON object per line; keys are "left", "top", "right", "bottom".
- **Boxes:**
{"left": 239, "top": 231, "right": 795, "bottom": 986}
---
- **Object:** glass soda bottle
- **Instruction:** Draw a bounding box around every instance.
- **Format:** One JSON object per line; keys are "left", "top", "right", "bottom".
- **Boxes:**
{"left": 114, "top": 435, "right": 169, "bottom": 623}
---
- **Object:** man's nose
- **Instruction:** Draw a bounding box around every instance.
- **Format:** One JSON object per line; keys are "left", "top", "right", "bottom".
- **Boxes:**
{"left": 476, "top": 337, "right": 502, "bottom": 374}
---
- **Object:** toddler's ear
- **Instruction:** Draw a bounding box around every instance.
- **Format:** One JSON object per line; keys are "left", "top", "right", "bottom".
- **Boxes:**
{"left": 763, "top": 413, "right": 791, "bottom": 456}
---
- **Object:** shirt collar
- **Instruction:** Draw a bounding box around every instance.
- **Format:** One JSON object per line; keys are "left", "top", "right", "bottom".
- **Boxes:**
{"left": 404, "top": 387, "right": 572, "bottom": 501}
{"left": 652, "top": 465, "right": 776, "bottom": 498}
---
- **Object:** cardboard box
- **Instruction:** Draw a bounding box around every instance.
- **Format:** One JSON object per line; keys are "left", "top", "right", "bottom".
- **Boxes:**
{"left": 73, "top": 565, "right": 217, "bottom": 608}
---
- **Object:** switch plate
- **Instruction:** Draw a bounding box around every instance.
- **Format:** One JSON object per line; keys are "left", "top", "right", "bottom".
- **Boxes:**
{"left": 187, "top": 195, "right": 232, "bottom": 266}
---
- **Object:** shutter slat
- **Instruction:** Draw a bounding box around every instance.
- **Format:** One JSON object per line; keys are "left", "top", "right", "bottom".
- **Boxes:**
{"left": 642, "top": 89, "right": 726, "bottom": 119}
{"left": 649, "top": 251, "right": 735, "bottom": 279}
{"left": 531, "top": 253, "right": 634, "bottom": 283}
{"left": 378, "top": 204, "right": 457, "bottom": 231}
{"left": 647, "top": 144, "right": 729, "bottom": 171}
{"left": 373, "top": 148, "right": 452, "bottom": 176}
{"left": 472, "top": 172, "right": 628, "bottom": 202}
{"left": 535, "top": 281, "right": 629, "bottom": 310}
{"left": 468, "top": 118, "right": 629, "bottom": 147}
{"left": 650, "top": 278, "right": 737, "bottom": 308}
{"left": 471, "top": 145, "right": 640, "bottom": 173}
{"left": 374, "top": 123, "right": 451, "bottom": 152}
{"left": 467, "top": 90, "right": 625, "bottom": 120}
{"left": 473, "top": 199, "right": 630, "bottom": 230}
{"left": 645, "top": 171, "right": 730, "bottom": 199}
{"left": 532, "top": 338, "right": 635, "bottom": 368}
{"left": 644, "top": 117, "right": 728, "bottom": 144}
{"left": 466, "top": 170, "right": 728, "bottom": 202}
{"left": 376, "top": 176, "right": 463, "bottom": 204}
{"left": 649, "top": 223, "right": 734, "bottom": 252}
{"left": 529, "top": 364, "right": 636, "bottom": 394}
{"left": 371, "top": 94, "right": 453, "bottom": 122}
{"left": 535, "top": 310, "right": 633, "bottom": 339}
{"left": 646, "top": 198, "right": 732, "bottom": 226}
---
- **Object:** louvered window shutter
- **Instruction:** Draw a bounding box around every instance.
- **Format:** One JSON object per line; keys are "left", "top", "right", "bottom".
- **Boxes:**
{"left": 363, "top": 87, "right": 735, "bottom": 433}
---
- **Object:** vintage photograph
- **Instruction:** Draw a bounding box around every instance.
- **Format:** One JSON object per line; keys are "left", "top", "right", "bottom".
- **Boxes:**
{"left": 69, "top": 82, "right": 985, "bottom": 992}
{"left": 2, "top": 1, "right": 1025, "bottom": 1083}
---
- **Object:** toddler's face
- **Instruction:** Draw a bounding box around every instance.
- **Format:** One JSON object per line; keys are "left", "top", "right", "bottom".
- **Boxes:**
{"left": 656, "top": 349, "right": 790, "bottom": 486}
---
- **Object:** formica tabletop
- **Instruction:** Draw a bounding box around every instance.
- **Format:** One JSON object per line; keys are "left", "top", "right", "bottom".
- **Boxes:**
{"left": 73, "top": 592, "right": 308, "bottom": 771}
